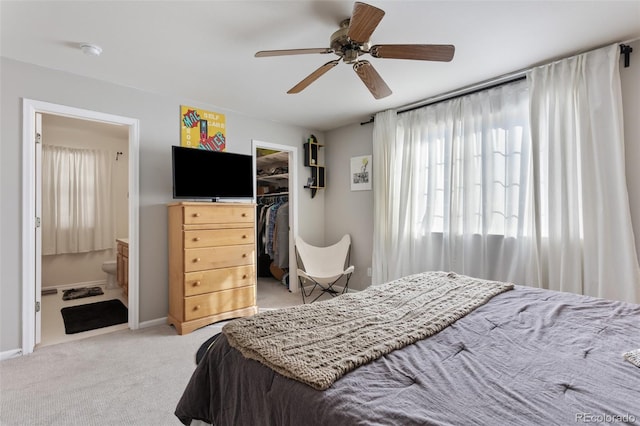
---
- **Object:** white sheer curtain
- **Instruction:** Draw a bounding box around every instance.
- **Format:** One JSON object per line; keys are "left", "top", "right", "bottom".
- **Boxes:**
{"left": 373, "top": 80, "right": 539, "bottom": 286}
{"left": 372, "top": 109, "right": 399, "bottom": 284}
{"left": 42, "top": 145, "right": 115, "bottom": 255}
{"left": 373, "top": 43, "right": 639, "bottom": 304}
{"left": 528, "top": 43, "right": 640, "bottom": 303}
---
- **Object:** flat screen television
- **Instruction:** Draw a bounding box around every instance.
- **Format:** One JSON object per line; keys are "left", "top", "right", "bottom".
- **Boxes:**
{"left": 172, "top": 145, "right": 254, "bottom": 200}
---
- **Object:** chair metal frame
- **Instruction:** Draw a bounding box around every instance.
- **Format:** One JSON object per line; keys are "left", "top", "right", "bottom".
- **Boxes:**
{"left": 295, "top": 235, "right": 355, "bottom": 304}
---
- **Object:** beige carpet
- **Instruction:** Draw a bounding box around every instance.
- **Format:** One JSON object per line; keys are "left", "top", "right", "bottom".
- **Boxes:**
{"left": 0, "top": 277, "right": 328, "bottom": 426}
{"left": 1, "top": 323, "right": 224, "bottom": 425}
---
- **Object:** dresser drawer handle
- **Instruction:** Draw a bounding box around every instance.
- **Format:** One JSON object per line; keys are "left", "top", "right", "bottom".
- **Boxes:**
{"left": 193, "top": 281, "right": 201, "bottom": 287}
{"left": 193, "top": 213, "right": 200, "bottom": 218}
{"left": 241, "top": 235, "right": 247, "bottom": 239}
{"left": 193, "top": 258, "right": 201, "bottom": 263}
{"left": 193, "top": 237, "right": 200, "bottom": 242}
{"left": 242, "top": 274, "right": 248, "bottom": 279}
{"left": 194, "top": 305, "right": 201, "bottom": 311}
{"left": 242, "top": 253, "right": 247, "bottom": 258}
{"left": 241, "top": 213, "right": 247, "bottom": 217}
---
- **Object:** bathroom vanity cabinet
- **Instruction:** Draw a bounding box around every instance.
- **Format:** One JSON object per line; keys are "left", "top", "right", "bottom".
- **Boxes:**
{"left": 116, "top": 239, "right": 129, "bottom": 297}
{"left": 167, "top": 202, "right": 258, "bottom": 335}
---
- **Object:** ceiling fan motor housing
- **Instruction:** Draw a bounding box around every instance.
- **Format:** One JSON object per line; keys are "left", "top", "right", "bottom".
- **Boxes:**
{"left": 330, "top": 19, "right": 370, "bottom": 63}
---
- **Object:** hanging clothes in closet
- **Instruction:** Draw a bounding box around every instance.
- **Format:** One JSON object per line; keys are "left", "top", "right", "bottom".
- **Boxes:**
{"left": 256, "top": 196, "right": 289, "bottom": 281}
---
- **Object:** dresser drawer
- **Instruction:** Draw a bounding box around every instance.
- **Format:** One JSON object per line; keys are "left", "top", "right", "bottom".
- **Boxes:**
{"left": 184, "top": 286, "right": 256, "bottom": 321}
{"left": 184, "top": 205, "right": 254, "bottom": 225}
{"left": 184, "top": 228, "right": 254, "bottom": 249}
{"left": 184, "top": 245, "right": 255, "bottom": 272}
{"left": 184, "top": 265, "right": 256, "bottom": 297}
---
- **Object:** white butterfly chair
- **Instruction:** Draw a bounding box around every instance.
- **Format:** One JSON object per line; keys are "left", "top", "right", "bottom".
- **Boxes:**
{"left": 295, "top": 235, "right": 355, "bottom": 304}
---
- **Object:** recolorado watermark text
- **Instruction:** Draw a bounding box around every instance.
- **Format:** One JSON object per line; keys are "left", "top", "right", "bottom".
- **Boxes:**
{"left": 576, "top": 413, "right": 637, "bottom": 423}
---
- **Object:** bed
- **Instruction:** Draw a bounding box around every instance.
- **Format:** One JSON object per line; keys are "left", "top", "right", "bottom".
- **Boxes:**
{"left": 175, "top": 271, "right": 640, "bottom": 425}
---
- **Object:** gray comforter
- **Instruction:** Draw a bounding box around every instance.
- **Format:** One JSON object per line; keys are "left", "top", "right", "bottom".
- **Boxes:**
{"left": 176, "top": 285, "right": 640, "bottom": 425}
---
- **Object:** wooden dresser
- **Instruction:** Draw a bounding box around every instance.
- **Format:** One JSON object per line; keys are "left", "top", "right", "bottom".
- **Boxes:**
{"left": 167, "top": 202, "right": 258, "bottom": 335}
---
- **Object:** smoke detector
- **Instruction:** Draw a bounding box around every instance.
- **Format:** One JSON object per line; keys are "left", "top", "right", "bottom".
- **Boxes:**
{"left": 80, "top": 43, "right": 102, "bottom": 57}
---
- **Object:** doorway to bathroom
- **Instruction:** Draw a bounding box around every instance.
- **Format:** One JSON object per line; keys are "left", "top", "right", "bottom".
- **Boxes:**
{"left": 39, "top": 114, "right": 129, "bottom": 347}
{"left": 21, "top": 99, "right": 140, "bottom": 354}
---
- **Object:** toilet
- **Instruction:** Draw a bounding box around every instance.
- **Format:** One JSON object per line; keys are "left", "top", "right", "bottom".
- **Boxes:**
{"left": 101, "top": 260, "right": 118, "bottom": 289}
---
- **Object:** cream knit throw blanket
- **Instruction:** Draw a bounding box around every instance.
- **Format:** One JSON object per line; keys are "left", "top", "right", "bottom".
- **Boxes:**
{"left": 623, "top": 349, "right": 640, "bottom": 368}
{"left": 223, "top": 271, "right": 513, "bottom": 390}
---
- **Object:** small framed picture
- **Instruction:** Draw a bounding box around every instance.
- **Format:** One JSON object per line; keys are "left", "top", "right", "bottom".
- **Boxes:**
{"left": 350, "top": 155, "right": 372, "bottom": 191}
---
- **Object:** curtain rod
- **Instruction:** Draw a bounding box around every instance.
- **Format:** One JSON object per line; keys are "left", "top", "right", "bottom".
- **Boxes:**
{"left": 361, "top": 40, "right": 635, "bottom": 125}
{"left": 399, "top": 74, "right": 527, "bottom": 115}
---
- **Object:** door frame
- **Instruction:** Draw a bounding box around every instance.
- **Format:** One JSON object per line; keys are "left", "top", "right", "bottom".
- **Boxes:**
{"left": 21, "top": 99, "right": 140, "bottom": 355}
{"left": 252, "top": 139, "right": 299, "bottom": 293}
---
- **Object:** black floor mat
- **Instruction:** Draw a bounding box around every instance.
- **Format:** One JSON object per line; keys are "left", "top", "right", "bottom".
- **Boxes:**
{"left": 60, "top": 299, "right": 127, "bottom": 334}
{"left": 62, "top": 287, "right": 104, "bottom": 301}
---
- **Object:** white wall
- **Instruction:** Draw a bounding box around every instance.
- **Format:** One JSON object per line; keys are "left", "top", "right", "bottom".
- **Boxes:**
{"left": 325, "top": 47, "right": 640, "bottom": 293}
{"left": 0, "top": 57, "right": 325, "bottom": 352}
{"left": 324, "top": 122, "right": 374, "bottom": 291}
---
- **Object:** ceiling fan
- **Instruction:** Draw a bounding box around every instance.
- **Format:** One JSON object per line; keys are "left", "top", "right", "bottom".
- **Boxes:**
{"left": 255, "top": 1, "right": 455, "bottom": 99}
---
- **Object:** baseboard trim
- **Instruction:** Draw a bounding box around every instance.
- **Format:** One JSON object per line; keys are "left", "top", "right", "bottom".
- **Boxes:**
{"left": 44, "top": 280, "right": 108, "bottom": 292}
{"left": 138, "top": 317, "right": 167, "bottom": 329}
{"left": 1, "top": 349, "right": 22, "bottom": 361}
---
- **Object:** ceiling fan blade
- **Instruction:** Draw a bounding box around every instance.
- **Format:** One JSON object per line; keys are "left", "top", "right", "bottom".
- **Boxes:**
{"left": 353, "top": 60, "right": 392, "bottom": 99}
{"left": 347, "top": 2, "right": 385, "bottom": 43}
{"left": 370, "top": 44, "right": 455, "bottom": 62}
{"left": 288, "top": 60, "right": 340, "bottom": 94}
{"left": 255, "top": 48, "right": 333, "bottom": 57}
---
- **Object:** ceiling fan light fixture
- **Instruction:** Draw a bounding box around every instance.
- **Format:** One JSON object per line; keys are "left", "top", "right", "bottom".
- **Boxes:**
{"left": 343, "top": 48, "right": 359, "bottom": 63}
{"left": 80, "top": 43, "right": 102, "bottom": 57}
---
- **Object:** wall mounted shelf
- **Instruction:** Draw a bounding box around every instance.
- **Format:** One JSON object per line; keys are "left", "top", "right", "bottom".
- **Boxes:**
{"left": 303, "top": 136, "right": 325, "bottom": 198}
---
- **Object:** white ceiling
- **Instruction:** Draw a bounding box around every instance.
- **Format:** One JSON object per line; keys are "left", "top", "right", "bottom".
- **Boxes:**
{"left": 1, "top": 1, "right": 639, "bottom": 131}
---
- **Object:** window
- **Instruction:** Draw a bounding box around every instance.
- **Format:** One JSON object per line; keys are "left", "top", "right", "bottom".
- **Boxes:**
{"left": 398, "top": 81, "right": 532, "bottom": 238}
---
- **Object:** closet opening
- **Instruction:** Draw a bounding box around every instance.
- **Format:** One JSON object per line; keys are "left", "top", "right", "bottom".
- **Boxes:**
{"left": 252, "top": 140, "right": 299, "bottom": 307}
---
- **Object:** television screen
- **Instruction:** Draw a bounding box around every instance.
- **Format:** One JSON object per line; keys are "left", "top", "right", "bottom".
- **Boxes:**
{"left": 172, "top": 146, "right": 254, "bottom": 200}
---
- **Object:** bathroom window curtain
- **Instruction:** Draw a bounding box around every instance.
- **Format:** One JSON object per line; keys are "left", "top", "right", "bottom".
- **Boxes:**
{"left": 42, "top": 145, "right": 115, "bottom": 255}
{"left": 372, "top": 80, "right": 539, "bottom": 286}
{"left": 528, "top": 43, "right": 640, "bottom": 303}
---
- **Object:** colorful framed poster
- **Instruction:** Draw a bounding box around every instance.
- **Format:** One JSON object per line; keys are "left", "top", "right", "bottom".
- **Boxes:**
{"left": 180, "top": 106, "right": 226, "bottom": 151}
{"left": 350, "top": 155, "right": 372, "bottom": 191}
